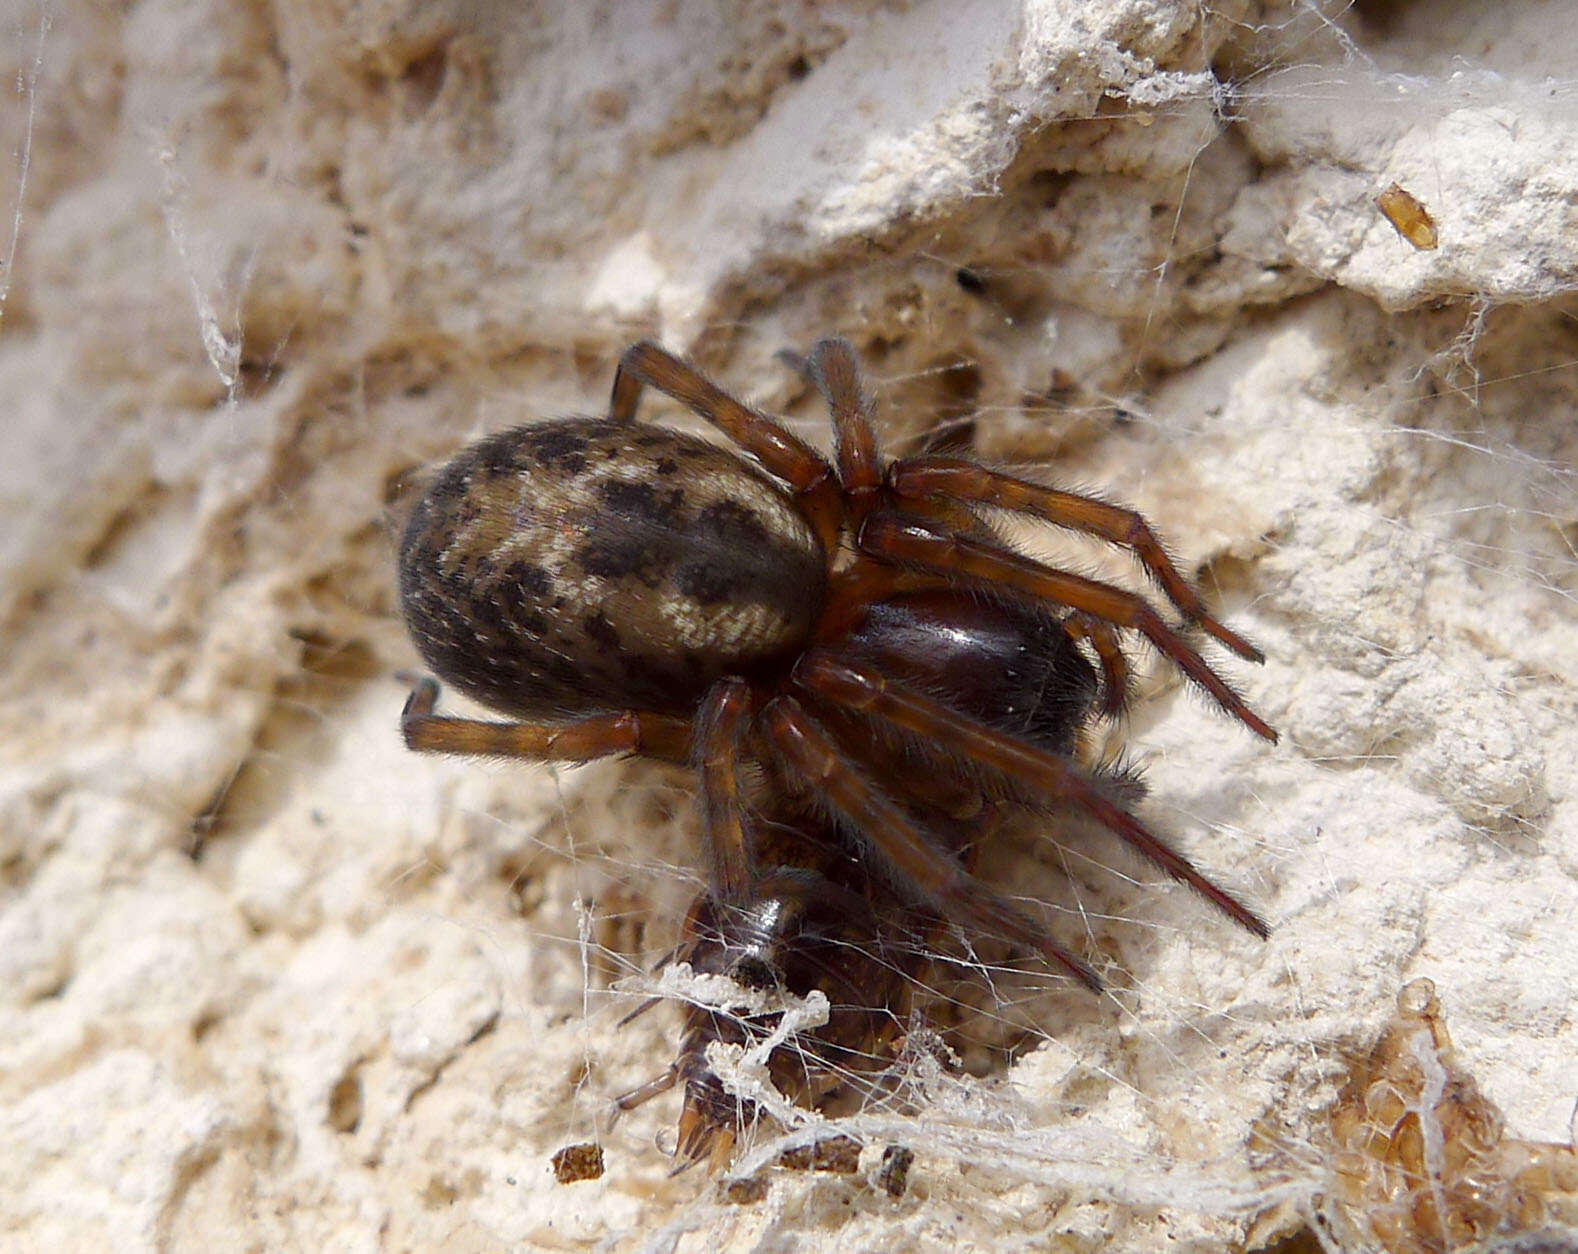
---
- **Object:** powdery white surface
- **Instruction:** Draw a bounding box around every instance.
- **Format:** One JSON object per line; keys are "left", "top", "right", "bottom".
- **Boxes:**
{"left": 1, "top": 1, "right": 1575, "bottom": 1250}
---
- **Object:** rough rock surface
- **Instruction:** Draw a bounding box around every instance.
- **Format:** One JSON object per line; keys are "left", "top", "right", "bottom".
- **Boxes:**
{"left": 2, "top": 1, "right": 1575, "bottom": 1250}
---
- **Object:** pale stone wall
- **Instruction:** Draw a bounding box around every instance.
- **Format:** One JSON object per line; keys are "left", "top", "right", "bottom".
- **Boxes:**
{"left": 2, "top": 2, "right": 1575, "bottom": 1249}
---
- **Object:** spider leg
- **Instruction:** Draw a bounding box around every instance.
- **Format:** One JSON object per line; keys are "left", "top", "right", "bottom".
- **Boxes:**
{"left": 616, "top": 995, "right": 665, "bottom": 1028}
{"left": 695, "top": 679, "right": 757, "bottom": 904}
{"left": 811, "top": 561, "right": 944, "bottom": 644}
{"left": 758, "top": 694, "right": 1104, "bottom": 991}
{"left": 888, "top": 456, "right": 1265, "bottom": 662}
{"left": 607, "top": 341, "right": 843, "bottom": 556}
{"left": 612, "top": 1064, "right": 679, "bottom": 1112}
{"left": 763, "top": 338, "right": 882, "bottom": 499}
{"left": 400, "top": 676, "right": 692, "bottom": 762}
{"left": 1063, "top": 612, "right": 1131, "bottom": 720}
{"left": 857, "top": 513, "right": 1277, "bottom": 743}
{"left": 806, "top": 336, "right": 881, "bottom": 498}
{"left": 795, "top": 650, "right": 1270, "bottom": 939}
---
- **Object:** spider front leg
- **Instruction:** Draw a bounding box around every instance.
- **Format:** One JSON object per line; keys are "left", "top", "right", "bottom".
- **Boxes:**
{"left": 795, "top": 651, "right": 1270, "bottom": 939}
{"left": 607, "top": 341, "right": 844, "bottom": 556}
{"left": 758, "top": 694, "right": 1103, "bottom": 991}
{"left": 857, "top": 513, "right": 1277, "bottom": 743}
{"left": 805, "top": 336, "right": 882, "bottom": 502}
{"left": 694, "top": 679, "right": 758, "bottom": 905}
{"left": 400, "top": 677, "right": 692, "bottom": 762}
{"left": 770, "top": 337, "right": 881, "bottom": 497}
{"left": 888, "top": 456, "right": 1265, "bottom": 662}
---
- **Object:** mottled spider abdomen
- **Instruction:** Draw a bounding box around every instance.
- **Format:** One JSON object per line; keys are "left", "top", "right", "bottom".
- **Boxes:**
{"left": 398, "top": 418, "right": 825, "bottom": 719}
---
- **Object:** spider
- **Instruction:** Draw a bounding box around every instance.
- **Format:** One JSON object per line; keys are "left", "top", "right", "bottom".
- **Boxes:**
{"left": 396, "top": 337, "right": 1276, "bottom": 1165}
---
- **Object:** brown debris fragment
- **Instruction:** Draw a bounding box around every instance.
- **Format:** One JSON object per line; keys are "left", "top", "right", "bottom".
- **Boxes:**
{"left": 550, "top": 1142, "right": 606, "bottom": 1184}
{"left": 777, "top": 1134, "right": 863, "bottom": 1175}
{"left": 875, "top": 1144, "right": 915, "bottom": 1198}
{"left": 721, "top": 1173, "right": 770, "bottom": 1205}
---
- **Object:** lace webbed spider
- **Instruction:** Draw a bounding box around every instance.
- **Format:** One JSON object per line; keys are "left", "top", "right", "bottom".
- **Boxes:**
{"left": 397, "top": 338, "right": 1275, "bottom": 1166}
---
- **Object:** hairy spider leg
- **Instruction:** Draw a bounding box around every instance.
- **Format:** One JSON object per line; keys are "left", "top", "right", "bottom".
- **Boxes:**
{"left": 805, "top": 336, "right": 882, "bottom": 504}
{"left": 795, "top": 651, "right": 1270, "bottom": 939}
{"left": 809, "top": 561, "right": 938, "bottom": 644}
{"left": 1062, "top": 612, "right": 1132, "bottom": 720}
{"left": 888, "top": 456, "right": 1266, "bottom": 663}
{"left": 809, "top": 700, "right": 1003, "bottom": 833}
{"left": 759, "top": 695, "right": 1104, "bottom": 992}
{"left": 399, "top": 677, "right": 693, "bottom": 762}
{"left": 695, "top": 678, "right": 757, "bottom": 904}
{"left": 607, "top": 341, "right": 844, "bottom": 559}
{"left": 403, "top": 677, "right": 769, "bottom": 970}
{"left": 857, "top": 513, "right": 1278, "bottom": 743}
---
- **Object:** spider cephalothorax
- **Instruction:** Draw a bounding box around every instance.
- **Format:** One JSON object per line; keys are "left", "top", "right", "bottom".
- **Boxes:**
{"left": 396, "top": 337, "right": 1275, "bottom": 1166}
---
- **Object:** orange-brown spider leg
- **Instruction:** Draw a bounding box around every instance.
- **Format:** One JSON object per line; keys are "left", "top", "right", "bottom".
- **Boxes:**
{"left": 806, "top": 336, "right": 882, "bottom": 501}
{"left": 695, "top": 679, "right": 756, "bottom": 905}
{"left": 771, "top": 338, "right": 880, "bottom": 500}
{"left": 400, "top": 677, "right": 692, "bottom": 762}
{"left": 858, "top": 513, "right": 1278, "bottom": 743}
{"left": 796, "top": 651, "right": 1270, "bottom": 939}
{"left": 888, "top": 457, "right": 1265, "bottom": 663}
{"left": 1063, "top": 612, "right": 1131, "bottom": 720}
{"left": 759, "top": 695, "right": 1104, "bottom": 992}
{"left": 607, "top": 341, "right": 843, "bottom": 558}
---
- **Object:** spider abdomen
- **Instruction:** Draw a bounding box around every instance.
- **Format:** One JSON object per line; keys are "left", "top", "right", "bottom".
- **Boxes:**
{"left": 398, "top": 417, "right": 825, "bottom": 719}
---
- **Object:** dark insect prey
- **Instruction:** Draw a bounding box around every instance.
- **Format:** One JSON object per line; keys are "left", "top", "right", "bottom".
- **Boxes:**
{"left": 396, "top": 337, "right": 1276, "bottom": 1167}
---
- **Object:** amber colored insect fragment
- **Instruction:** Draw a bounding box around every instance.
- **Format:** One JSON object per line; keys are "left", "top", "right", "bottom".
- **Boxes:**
{"left": 1322, "top": 980, "right": 1578, "bottom": 1251}
{"left": 1376, "top": 182, "right": 1439, "bottom": 250}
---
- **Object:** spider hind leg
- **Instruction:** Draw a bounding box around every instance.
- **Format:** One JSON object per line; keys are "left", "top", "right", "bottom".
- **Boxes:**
{"left": 760, "top": 694, "right": 1104, "bottom": 991}
{"left": 856, "top": 512, "right": 1277, "bottom": 743}
{"left": 794, "top": 651, "right": 1270, "bottom": 940}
